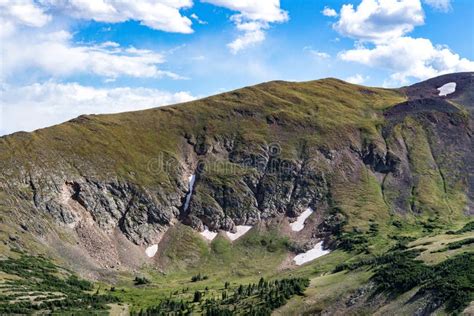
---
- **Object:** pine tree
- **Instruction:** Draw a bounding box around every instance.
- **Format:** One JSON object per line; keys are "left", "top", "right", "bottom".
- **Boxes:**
{"left": 193, "top": 290, "right": 202, "bottom": 303}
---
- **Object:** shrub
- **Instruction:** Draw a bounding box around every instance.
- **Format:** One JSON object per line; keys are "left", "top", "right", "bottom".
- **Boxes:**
{"left": 193, "top": 290, "right": 202, "bottom": 302}
{"left": 191, "top": 273, "right": 208, "bottom": 282}
{"left": 133, "top": 276, "right": 150, "bottom": 285}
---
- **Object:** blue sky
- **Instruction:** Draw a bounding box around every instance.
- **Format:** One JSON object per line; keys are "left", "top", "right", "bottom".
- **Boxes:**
{"left": 1, "top": 0, "right": 473, "bottom": 135}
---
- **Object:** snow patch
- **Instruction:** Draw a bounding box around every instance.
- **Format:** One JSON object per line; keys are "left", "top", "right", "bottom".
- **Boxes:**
{"left": 290, "top": 208, "right": 314, "bottom": 232}
{"left": 437, "top": 82, "right": 456, "bottom": 96}
{"left": 145, "top": 244, "right": 158, "bottom": 258}
{"left": 226, "top": 226, "right": 252, "bottom": 241}
{"left": 293, "top": 242, "right": 330, "bottom": 265}
{"left": 200, "top": 226, "right": 218, "bottom": 241}
{"left": 183, "top": 174, "right": 196, "bottom": 211}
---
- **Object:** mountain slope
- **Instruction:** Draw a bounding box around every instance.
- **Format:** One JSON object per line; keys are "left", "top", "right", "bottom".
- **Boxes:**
{"left": 0, "top": 79, "right": 402, "bottom": 240}
{"left": 0, "top": 73, "right": 473, "bottom": 314}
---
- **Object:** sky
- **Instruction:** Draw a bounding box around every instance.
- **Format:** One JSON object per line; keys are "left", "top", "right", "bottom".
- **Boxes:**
{"left": 1, "top": 0, "right": 473, "bottom": 136}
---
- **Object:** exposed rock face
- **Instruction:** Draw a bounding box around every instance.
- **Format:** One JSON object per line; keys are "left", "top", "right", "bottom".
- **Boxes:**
{"left": 0, "top": 73, "right": 472, "bottom": 266}
{"left": 29, "top": 175, "right": 183, "bottom": 244}
{"left": 185, "top": 150, "right": 330, "bottom": 232}
{"left": 1, "top": 155, "right": 186, "bottom": 244}
{"left": 361, "top": 143, "right": 400, "bottom": 174}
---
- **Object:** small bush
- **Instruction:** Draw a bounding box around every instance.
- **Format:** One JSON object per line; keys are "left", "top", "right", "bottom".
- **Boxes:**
{"left": 191, "top": 273, "right": 208, "bottom": 282}
{"left": 134, "top": 276, "right": 151, "bottom": 285}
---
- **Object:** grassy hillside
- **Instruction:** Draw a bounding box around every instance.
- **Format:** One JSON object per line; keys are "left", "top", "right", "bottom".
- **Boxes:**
{"left": 0, "top": 73, "right": 473, "bottom": 314}
{"left": 0, "top": 79, "right": 404, "bottom": 181}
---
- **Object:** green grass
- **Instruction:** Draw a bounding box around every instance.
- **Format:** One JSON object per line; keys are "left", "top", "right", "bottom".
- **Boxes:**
{"left": 433, "top": 237, "right": 474, "bottom": 252}
{"left": 2, "top": 219, "right": 472, "bottom": 315}
{"left": 448, "top": 221, "right": 474, "bottom": 234}
{"left": 0, "top": 253, "right": 118, "bottom": 314}
{"left": 371, "top": 251, "right": 474, "bottom": 313}
{"left": 408, "top": 231, "right": 474, "bottom": 264}
{"left": 332, "top": 165, "right": 390, "bottom": 231}
{"left": 398, "top": 116, "right": 468, "bottom": 221}
{"left": 275, "top": 270, "right": 373, "bottom": 315}
{"left": 109, "top": 224, "right": 292, "bottom": 312}
{"left": 132, "top": 277, "right": 310, "bottom": 315}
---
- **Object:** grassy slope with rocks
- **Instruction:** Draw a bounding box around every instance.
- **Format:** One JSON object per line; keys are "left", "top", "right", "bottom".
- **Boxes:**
{"left": 0, "top": 72, "right": 473, "bottom": 314}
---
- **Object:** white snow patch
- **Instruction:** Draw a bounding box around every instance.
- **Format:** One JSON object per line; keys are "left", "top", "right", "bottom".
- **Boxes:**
{"left": 183, "top": 174, "right": 196, "bottom": 211}
{"left": 290, "top": 208, "right": 314, "bottom": 232}
{"left": 293, "top": 242, "right": 330, "bottom": 265}
{"left": 226, "top": 226, "right": 252, "bottom": 241}
{"left": 200, "top": 226, "right": 218, "bottom": 241}
{"left": 145, "top": 244, "right": 158, "bottom": 258}
{"left": 437, "top": 82, "right": 456, "bottom": 96}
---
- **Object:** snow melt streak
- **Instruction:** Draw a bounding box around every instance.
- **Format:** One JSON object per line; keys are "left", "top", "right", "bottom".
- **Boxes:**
{"left": 290, "top": 208, "right": 314, "bottom": 232}
{"left": 437, "top": 82, "right": 456, "bottom": 96}
{"left": 183, "top": 174, "right": 196, "bottom": 211}
{"left": 293, "top": 242, "right": 330, "bottom": 265}
{"left": 226, "top": 226, "right": 252, "bottom": 241}
{"left": 145, "top": 244, "right": 158, "bottom": 258}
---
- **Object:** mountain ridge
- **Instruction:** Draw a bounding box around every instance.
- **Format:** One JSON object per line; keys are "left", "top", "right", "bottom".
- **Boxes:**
{"left": 1, "top": 72, "right": 473, "bottom": 314}
{"left": 0, "top": 73, "right": 465, "bottom": 242}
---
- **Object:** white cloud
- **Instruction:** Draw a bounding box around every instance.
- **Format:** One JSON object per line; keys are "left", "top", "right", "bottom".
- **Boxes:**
{"left": 0, "top": 0, "right": 51, "bottom": 28}
{"left": 0, "top": 1, "right": 192, "bottom": 82}
{"left": 334, "top": 0, "right": 424, "bottom": 42}
{"left": 227, "top": 20, "right": 266, "bottom": 53}
{"left": 0, "top": 0, "right": 51, "bottom": 38}
{"left": 313, "top": 52, "right": 330, "bottom": 59}
{"left": 190, "top": 13, "right": 207, "bottom": 24}
{"left": 1, "top": 30, "right": 183, "bottom": 81}
{"left": 202, "top": 0, "right": 288, "bottom": 53}
{"left": 424, "top": 0, "right": 452, "bottom": 12}
{"left": 322, "top": 6, "right": 338, "bottom": 17}
{"left": 339, "top": 37, "right": 474, "bottom": 84}
{"left": 1, "top": 0, "right": 289, "bottom": 59}
{"left": 202, "top": 0, "right": 288, "bottom": 22}
{"left": 0, "top": 82, "right": 196, "bottom": 135}
{"left": 0, "top": 0, "right": 194, "bottom": 34}
{"left": 333, "top": 0, "right": 473, "bottom": 84}
{"left": 304, "top": 48, "right": 330, "bottom": 59}
{"left": 39, "top": 0, "right": 194, "bottom": 33}
{"left": 345, "top": 74, "right": 369, "bottom": 84}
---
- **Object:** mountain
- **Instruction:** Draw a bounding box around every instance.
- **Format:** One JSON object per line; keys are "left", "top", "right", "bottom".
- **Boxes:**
{"left": 0, "top": 72, "right": 473, "bottom": 315}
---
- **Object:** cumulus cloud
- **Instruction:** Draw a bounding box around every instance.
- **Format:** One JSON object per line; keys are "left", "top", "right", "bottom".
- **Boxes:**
{"left": 0, "top": 82, "right": 196, "bottom": 135}
{"left": 1, "top": 30, "right": 182, "bottom": 81}
{"left": 0, "top": 0, "right": 50, "bottom": 27}
{"left": 0, "top": 0, "right": 192, "bottom": 82}
{"left": 38, "top": 0, "right": 194, "bottom": 33}
{"left": 227, "top": 19, "right": 267, "bottom": 53}
{"left": 333, "top": 0, "right": 474, "bottom": 84}
{"left": 339, "top": 37, "right": 474, "bottom": 84}
{"left": 202, "top": 0, "right": 288, "bottom": 22}
{"left": 322, "top": 6, "right": 338, "bottom": 17}
{"left": 345, "top": 74, "right": 369, "bottom": 84}
{"left": 202, "top": 0, "right": 288, "bottom": 53}
{"left": 424, "top": 0, "right": 452, "bottom": 12}
{"left": 0, "top": 0, "right": 51, "bottom": 37}
{"left": 334, "top": 0, "right": 424, "bottom": 42}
